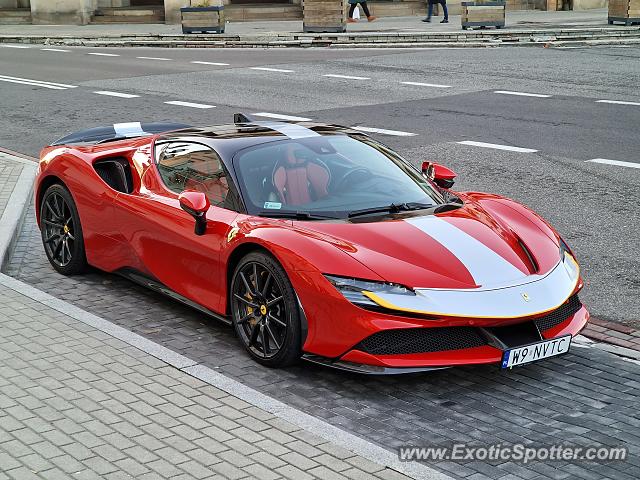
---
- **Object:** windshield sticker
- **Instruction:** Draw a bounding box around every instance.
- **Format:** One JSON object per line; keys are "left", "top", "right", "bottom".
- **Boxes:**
{"left": 264, "top": 202, "right": 282, "bottom": 210}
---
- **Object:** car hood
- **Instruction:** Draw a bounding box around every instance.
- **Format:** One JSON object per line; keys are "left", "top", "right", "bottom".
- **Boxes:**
{"left": 298, "top": 198, "right": 561, "bottom": 291}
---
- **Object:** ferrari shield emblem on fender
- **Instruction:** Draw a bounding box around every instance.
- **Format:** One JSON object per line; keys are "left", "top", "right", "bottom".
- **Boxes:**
{"left": 521, "top": 292, "right": 531, "bottom": 302}
{"left": 227, "top": 227, "right": 239, "bottom": 243}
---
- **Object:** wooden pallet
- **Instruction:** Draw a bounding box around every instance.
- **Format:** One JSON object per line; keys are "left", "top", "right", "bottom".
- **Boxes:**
{"left": 461, "top": 1, "right": 506, "bottom": 30}
{"left": 304, "top": 0, "right": 346, "bottom": 33}
{"left": 181, "top": 6, "right": 225, "bottom": 34}
{"left": 608, "top": 0, "right": 640, "bottom": 24}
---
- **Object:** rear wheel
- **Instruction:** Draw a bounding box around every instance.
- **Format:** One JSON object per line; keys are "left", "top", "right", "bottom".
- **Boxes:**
{"left": 230, "top": 252, "right": 301, "bottom": 368}
{"left": 40, "top": 184, "right": 87, "bottom": 275}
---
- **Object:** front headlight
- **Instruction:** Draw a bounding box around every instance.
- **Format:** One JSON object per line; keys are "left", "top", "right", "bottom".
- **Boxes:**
{"left": 324, "top": 275, "right": 415, "bottom": 308}
{"left": 559, "top": 240, "right": 580, "bottom": 283}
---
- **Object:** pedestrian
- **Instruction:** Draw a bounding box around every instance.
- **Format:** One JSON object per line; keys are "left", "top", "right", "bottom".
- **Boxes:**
{"left": 347, "top": 0, "right": 376, "bottom": 23}
{"left": 422, "top": 0, "right": 448, "bottom": 23}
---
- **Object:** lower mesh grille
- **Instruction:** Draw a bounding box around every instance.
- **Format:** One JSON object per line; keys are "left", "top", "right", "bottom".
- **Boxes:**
{"left": 534, "top": 294, "right": 582, "bottom": 332}
{"left": 355, "top": 327, "right": 487, "bottom": 355}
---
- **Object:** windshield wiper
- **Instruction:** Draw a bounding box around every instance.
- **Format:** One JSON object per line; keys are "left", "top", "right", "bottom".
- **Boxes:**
{"left": 433, "top": 201, "right": 463, "bottom": 214}
{"left": 257, "top": 211, "right": 339, "bottom": 220}
{"left": 347, "top": 202, "right": 434, "bottom": 219}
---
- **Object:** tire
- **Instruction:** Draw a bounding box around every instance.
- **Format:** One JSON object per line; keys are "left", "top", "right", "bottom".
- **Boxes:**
{"left": 40, "top": 183, "right": 87, "bottom": 276}
{"left": 230, "top": 252, "right": 301, "bottom": 368}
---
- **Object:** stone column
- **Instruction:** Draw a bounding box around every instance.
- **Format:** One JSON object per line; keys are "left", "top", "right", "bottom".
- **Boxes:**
{"left": 165, "top": 0, "right": 190, "bottom": 24}
{"left": 30, "top": 0, "right": 97, "bottom": 24}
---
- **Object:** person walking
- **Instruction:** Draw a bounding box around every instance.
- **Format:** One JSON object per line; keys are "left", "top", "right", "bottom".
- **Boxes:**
{"left": 347, "top": 0, "right": 376, "bottom": 23}
{"left": 422, "top": 0, "right": 448, "bottom": 23}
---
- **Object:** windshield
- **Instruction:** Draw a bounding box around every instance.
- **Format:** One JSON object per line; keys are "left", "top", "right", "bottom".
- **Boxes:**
{"left": 233, "top": 135, "right": 446, "bottom": 219}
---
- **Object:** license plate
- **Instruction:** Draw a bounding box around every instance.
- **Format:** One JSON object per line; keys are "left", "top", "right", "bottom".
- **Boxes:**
{"left": 501, "top": 335, "right": 572, "bottom": 369}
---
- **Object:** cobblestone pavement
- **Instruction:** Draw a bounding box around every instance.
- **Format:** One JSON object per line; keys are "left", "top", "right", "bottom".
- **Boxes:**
{"left": 0, "top": 155, "right": 418, "bottom": 480}
{"left": 0, "top": 282, "right": 416, "bottom": 480}
{"left": 6, "top": 197, "right": 640, "bottom": 480}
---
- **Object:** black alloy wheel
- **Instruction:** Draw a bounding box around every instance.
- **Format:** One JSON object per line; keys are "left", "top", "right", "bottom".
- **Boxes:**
{"left": 230, "top": 252, "right": 301, "bottom": 367}
{"left": 40, "top": 184, "right": 87, "bottom": 275}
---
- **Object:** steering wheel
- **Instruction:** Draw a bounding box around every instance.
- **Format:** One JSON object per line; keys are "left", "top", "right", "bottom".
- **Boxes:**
{"left": 334, "top": 168, "right": 371, "bottom": 192}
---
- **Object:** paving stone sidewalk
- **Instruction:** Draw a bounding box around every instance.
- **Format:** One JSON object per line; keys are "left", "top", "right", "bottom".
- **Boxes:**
{"left": 0, "top": 154, "right": 418, "bottom": 480}
{"left": 0, "top": 284, "right": 413, "bottom": 480}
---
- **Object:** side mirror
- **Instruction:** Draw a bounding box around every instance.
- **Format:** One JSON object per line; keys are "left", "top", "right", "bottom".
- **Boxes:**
{"left": 421, "top": 162, "right": 456, "bottom": 189}
{"left": 179, "top": 190, "right": 210, "bottom": 236}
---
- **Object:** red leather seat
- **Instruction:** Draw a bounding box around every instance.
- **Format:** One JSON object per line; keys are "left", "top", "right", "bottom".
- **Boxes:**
{"left": 273, "top": 146, "right": 330, "bottom": 206}
{"left": 185, "top": 176, "right": 228, "bottom": 205}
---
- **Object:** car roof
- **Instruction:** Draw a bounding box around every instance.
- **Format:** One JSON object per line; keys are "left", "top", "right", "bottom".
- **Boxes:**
{"left": 156, "top": 122, "right": 368, "bottom": 160}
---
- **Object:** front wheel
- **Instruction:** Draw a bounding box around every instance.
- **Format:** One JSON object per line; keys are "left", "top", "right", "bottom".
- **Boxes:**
{"left": 230, "top": 252, "right": 301, "bottom": 368}
{"left": 40, "top": 184, "right": 87, "bottom": 275}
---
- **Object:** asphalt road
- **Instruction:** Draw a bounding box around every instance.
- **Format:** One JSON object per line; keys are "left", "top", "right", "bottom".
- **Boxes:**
{"left": 2, "top": 43, "right": 640, "bottom": 480}
{"left": 1, "top": 42, "right": 638, "bottom": 325}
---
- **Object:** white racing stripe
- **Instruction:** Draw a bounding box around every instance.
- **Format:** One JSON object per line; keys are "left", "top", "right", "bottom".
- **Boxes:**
{"left": 94, "top": 91, "right": 140, "bottom": 99}
{"left": 114, "top": 122, "right": 146, "bottom": 137}
{"left": 324, "top": 74, "right": 370, "bottom": 80}
{"left": 137, "top": 56, "right": 171, "bottom": 61}
{"left": 87, "top": 52, "right": 120, "bottom": 57}
{"left": 191, "top": 61, "right": 230, "bottom": 66}
{"left": 352, "top": 126, "right": 417, "bottom": 137}
{"left": 596, "top": 99, "right": 640, "bottom": 106}
{"left": 401, "top": 81, "right": 452, "bottom": 88}
{"left": 586, "top": 158, "right": 640, "bottom": 169}
{"left": 250, "top": 67, "right": 294, "bottom": 73}
{"left": 252, "top": 112, "right": 312, "bottom": 122}
{"left": 0, "top": 74, "right": 77, "bottom": 90}
{"left": 257, "top": 122, "right": 320, "bottom": 139}
{"left": 41, "top": 48, "right": 71, "bottom": 53}
{"left": 1, "top": 45, "right": 29, "bottom": 49}
{"left": 494, "top": 90, "right": 551, "bottom": 98}
{"left": 457, "top": 141, "right": 538, "bottom": 153}
{"left": 164, "top": 101, "right": 215, "bottom": 109}
{"left": 406, "top": 216, "right": 526, "bottom": 287}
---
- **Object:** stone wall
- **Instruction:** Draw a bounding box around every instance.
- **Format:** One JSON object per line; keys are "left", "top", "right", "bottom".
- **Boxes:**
{"left": 30, "top": 0, "right": 97, "bottom": 24}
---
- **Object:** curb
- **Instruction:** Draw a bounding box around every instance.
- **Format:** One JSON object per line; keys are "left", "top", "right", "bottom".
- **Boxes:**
{"left": 0, "top": 152, "right": 37, "bottom": 270}
{"left": 1, "top": 25, "right": 639, "bottom": 48}
{"left": 0, "top": 150, "right": 452, "bottom": 480}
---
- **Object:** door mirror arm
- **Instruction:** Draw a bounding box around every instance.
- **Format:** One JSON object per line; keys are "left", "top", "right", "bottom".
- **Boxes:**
{"left": 179, "top": 191, "right": 210, "bottom": 236}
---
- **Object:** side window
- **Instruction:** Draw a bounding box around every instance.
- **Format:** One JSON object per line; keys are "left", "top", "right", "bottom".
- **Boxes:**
{"left": 156, "top": 142, "right": 232, "bottom": 208}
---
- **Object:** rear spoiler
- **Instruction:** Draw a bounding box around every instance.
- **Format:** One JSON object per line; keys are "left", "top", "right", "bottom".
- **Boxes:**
{"left": 50, "top": 121, "right": 192, "bottom": 146}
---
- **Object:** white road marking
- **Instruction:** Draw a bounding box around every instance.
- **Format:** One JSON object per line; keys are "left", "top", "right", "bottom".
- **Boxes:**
{"left": 1, "top": 45, "right": 30, "bottom": 49}
{"left": 324, "top": 74, "right": 371, "bottom": 80}
{"left": 87, "top": 52, "right": 120, "bottom": 57}
{"left": 0, "top": 74, "right": 77, "bottom": 90}
{"left": 494, "top": 90, "right": 551, "bottom": 98}
{"left": 353, "top": 126, "right": 418, "bottom": 137}
{"left": 457, "top": 141, "right": 538, "bottom": 153}
{"left": 164, "top": 101, "right": 216, "bottom": 109}
{"left": 401, "top": 81, "right": 452, "bottom": 88}
{"left": 94, "top": 91, "right": 140, "bottom": 99}
{"left": 596, "top": 99, "right": 640, "bottom": 106}
{"left": 252, "top": 112, "right": 312, "bottom": 122}
{"left": 586, "top": 158, "right": 640, "bottom": 169}
{"left": 191, "top": 61, "right": 230, "bottom": 66}
{"left": 250, "top": 67, "right": 294, "bottom": 73}
{"left": 136, "top": 56, "right": 171, "bottom": 61}
{"left": 41, "top": 48, "right": 71, "bottom": 53}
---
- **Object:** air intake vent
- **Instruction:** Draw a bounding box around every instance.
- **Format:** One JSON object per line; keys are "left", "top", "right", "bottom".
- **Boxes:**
{"left": 534, "top": 295, "right": 582, "bottom": 332}
{"left": 355, "top": 327, "right": 487, "bottom": 355}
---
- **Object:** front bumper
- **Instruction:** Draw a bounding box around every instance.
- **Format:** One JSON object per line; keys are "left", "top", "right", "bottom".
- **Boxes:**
{"left": 330, "top": 303, "right": 589, "bottom": 372}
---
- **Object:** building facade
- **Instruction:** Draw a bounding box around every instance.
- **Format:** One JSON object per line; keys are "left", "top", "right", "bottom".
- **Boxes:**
{"left": 0, "top": 0, "right": 606, "bottom": 25}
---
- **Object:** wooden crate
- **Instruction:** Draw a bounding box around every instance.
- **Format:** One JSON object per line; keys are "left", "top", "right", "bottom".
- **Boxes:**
{"left": 181, "top": 6, "right": 225, "bottom": 34}
{"left": 461, "top": 1, "right": 506, "bottom": 29}
{"left": 608, "top": 0, "right": 640, "bottom": 25}
{"left": 304, "top": 0, "right": 346, "bottom": 33}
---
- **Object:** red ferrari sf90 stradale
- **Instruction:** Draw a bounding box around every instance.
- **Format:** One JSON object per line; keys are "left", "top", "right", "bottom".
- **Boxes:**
{"left": 35, "top": 115, "right": 589, "bottom": 373}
